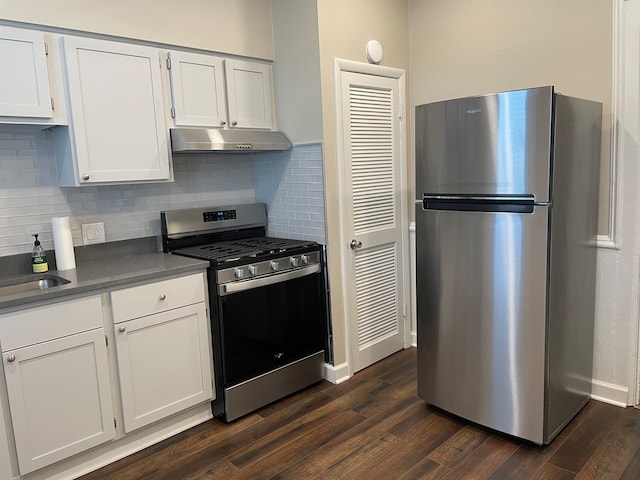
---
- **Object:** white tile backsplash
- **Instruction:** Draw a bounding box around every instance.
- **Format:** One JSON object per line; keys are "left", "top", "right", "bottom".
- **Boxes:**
{"left": 0, "top": 126, "right": 255, "bottom": 257}
{"left": 253, "top": 143, "right": 327, "bottom": 244}
{"left": 0, "top": 127, "right": 327, "bottom": 257}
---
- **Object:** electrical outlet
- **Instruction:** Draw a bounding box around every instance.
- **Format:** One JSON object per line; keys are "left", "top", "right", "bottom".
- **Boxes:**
{"left": 82, "top": 222, "right": 106, "bottom": 245}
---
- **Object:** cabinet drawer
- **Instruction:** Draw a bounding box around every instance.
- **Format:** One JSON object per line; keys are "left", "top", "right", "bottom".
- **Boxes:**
{"left": 110, "top": 273, "right": 205, "bottom": 323}
{"left": 0, "top": 295, "right": 103, "bottom": 351}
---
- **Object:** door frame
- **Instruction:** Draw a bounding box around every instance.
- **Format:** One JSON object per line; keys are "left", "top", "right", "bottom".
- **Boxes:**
{"left": 333, "top": 58, "right": 410, "bottom": 377}
{"left": 590, "top": 0, "right": 640, "bottom": 408}
{"left": 618, "top": 0, "right": 640, "bottom": 407}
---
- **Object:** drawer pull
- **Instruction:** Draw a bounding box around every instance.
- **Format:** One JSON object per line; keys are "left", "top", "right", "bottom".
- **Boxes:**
{"left": 119, "top": 326, "right": 126, "bottom": 333}
{"left": 159, "top": 294, "right": 167, "bottom": 301}
{"left": 7, "top": 355, "right": 16, "bottom": 363}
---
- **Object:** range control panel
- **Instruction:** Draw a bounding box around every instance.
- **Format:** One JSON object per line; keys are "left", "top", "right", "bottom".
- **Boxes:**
{"left": 217, "top": 250, "right": 322, "bottom": 286}
{"left": 203, "top": 209, "right": 237, "bottom": 222}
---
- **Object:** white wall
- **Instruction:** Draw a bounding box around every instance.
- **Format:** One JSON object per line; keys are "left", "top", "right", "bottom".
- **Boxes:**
{"left": 408, "top": 0, "right": 612, "bottom": 236}
{"left": 272, "top": 0, "right": 323, "bottom": 144}
{"left": 0, "top": 0, "right": 274, "bottom": 59}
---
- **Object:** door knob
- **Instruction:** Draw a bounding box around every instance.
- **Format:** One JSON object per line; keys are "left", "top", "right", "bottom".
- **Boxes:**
{"left": 350, "top": 239, "right": 363, "bottom": 250}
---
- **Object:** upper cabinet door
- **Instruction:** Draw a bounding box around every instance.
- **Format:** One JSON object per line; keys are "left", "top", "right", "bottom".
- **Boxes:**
{"left": 0, "top": 25, "right": 52, "bottom": 118}
{"left": 167, "top": 51, "right": 227, "bottom": 128}
{"left": 59, "top": 36, "right": 170, "bottom": 184}
{"left": 224, "top": 59, "right": 273, "bottom": 130}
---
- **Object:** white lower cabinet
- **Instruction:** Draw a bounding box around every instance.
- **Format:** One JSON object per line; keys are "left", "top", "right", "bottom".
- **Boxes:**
{"left": 0, "top": 296, "right": 115, "bottom": 475}
{"left": 114, "top": 302, "right": 213, "bottom": 433}
{"left": 110, "top": 273, "right": 212, "bottom": 433}
{"left": 0, "top": 270, "right": 213, "bottom": 478}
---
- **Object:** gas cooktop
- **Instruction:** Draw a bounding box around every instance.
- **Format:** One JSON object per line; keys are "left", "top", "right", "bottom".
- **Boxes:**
{"left": 173, "top": 236, "right": 318, "bottom": 264}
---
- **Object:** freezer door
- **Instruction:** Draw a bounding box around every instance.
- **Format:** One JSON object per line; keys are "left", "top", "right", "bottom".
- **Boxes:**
{"left": 416, "top": 204, "right": 549, "bottom": 444}
{"left": 415, "top": 86, "right": 553, "bottom": 202}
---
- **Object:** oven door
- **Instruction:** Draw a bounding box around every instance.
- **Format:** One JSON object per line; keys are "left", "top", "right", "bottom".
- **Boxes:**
{"left": 215, "top": 264, "right": 326, "bottom": 386}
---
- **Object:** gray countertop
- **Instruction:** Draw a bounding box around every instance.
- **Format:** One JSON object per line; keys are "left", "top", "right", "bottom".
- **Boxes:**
{"left": 0, "top": 252, "right": 209, "bottom": 311}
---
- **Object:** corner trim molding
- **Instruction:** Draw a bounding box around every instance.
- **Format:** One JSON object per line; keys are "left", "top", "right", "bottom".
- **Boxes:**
{"left": 603, "top": 0, "right": 623, "bottom": 249}
{"left": 596, "top": 234, "right": 621, "bottom": 250}
{"left": 323, "top": 362, "right": 350, "bottom": 385}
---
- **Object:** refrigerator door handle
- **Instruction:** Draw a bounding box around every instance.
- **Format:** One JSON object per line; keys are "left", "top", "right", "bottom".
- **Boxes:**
{"left": 421, "top": 194, "right": 537, "bottom": 214}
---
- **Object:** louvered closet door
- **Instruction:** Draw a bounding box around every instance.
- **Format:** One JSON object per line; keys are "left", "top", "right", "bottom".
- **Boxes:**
{"left": 341, "top": 71, "right": 405, "bottom": 373}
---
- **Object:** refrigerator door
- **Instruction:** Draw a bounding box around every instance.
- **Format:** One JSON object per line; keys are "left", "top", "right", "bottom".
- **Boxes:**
{"left": 415, "top": 86, "right": 553, "bottom": 202}
{"left": 416, "top": 204, "right": 549, "bottom": 444}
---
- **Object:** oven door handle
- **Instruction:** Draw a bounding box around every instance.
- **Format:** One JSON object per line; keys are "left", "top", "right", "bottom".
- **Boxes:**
{"left": 218, "top": 264, "right": 321, "bottom": 296}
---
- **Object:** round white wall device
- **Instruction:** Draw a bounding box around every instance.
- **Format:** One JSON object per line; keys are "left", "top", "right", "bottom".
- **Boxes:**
{"left": 366, "top": 40, "right": 383, "bottom": 64}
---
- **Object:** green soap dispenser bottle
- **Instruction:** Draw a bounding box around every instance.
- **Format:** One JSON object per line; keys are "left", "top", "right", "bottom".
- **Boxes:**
{"left": 31, "top": 234, "right": 48, "bottom": 273}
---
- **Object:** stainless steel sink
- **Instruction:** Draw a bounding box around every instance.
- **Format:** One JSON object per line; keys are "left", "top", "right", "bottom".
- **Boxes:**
{"left": 0, "top": 274, "right": 71, "bottom": 297}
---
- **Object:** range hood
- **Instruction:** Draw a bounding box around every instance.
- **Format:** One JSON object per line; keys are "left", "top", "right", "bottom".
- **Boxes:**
{"left": 170, "top": 128, "right": 292, "bottom": 153}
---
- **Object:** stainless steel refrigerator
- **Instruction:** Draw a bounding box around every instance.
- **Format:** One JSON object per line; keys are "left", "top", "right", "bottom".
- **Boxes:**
{"left": 415, "top": 86, "right": 601, "bottom": 445}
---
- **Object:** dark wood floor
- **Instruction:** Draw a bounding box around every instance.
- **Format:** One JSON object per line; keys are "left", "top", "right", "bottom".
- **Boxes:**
{"left": 80, "top": 348, "right": 640, "bottom": 480}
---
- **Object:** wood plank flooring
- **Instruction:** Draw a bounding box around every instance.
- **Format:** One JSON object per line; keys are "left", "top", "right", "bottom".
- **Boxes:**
{"left": 79, "top": 348, "right": 640, "bottom": 480}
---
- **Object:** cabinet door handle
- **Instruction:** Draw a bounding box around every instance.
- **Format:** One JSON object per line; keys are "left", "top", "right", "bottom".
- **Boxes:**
{"left": 82, "top": 174, "right": 90, "bottom": 181}
{"left": 231, "top": 120, "right": 238, "bottom": 126}
{"left": 119, "top": 326, "right": 126, "bottom": 333}
{"left": 159, "top": 293, "right": 166, "bottom": 301}
{"left": 7, "top": 354, "right": 15, "bottom": 363}
{"left": 221, "top": 120, "right": 226, "bottom": 126}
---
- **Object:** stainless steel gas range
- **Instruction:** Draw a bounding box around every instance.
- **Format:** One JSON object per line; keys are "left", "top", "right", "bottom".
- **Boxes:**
{"left": 161, "top": 203, "right": 327, "bottom": 422}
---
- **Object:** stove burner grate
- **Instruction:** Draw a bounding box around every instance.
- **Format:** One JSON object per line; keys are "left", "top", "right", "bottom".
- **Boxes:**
{"left": 174, "top": 237, "right": 316, "bottom": 263}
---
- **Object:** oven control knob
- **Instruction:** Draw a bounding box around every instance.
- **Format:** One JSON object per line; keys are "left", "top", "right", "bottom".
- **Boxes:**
{"left": 290, "top": 257, "right": 300, "bottom": 267}
{"left": 234, "top": 268, "right": 245, "bottom": 279}
{"left": 301, "top": 255, "right": 310, "bottom": 265}
{"left": 270, "top": 261, "right": 279, "bottom": 271}
{"left": 249, "top": 265, "right": 258, "bottom": 275}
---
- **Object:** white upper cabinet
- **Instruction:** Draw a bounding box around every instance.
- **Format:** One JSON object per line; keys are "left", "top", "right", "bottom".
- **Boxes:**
{"left": 0, "top": 25, "right": 67, "bottom": 125}
{"left": 54, "top": 36, "right": 171, "bottom": 186}
{"left": 167, "top": 52, "right": 274, "bottom": 130}
{"left": 167, "top": 51, "right": 227, "bottom": 128}
{"left": 225, "top": 59, "right": 273, "bottom": 130}
{"left": 0, "top": 26, "right": 51, "bottom": 117}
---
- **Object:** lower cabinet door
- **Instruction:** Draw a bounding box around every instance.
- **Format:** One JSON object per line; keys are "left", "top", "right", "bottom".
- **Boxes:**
{"left": 2, "top": 328, "right": 115, "bottom": 475}
{"left": 114, "top": 303, "right": 213, "bottom": 433}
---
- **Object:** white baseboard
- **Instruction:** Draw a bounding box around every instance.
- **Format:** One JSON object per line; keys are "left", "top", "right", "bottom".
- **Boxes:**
{"left": 411, "top": 331, "right": 417, "bottom": 348}
{"left": 323, "top": 362, "right": 350, "bottom": 384}
{"left": 591, "top": 379, "right": 629, "bottom": 407}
